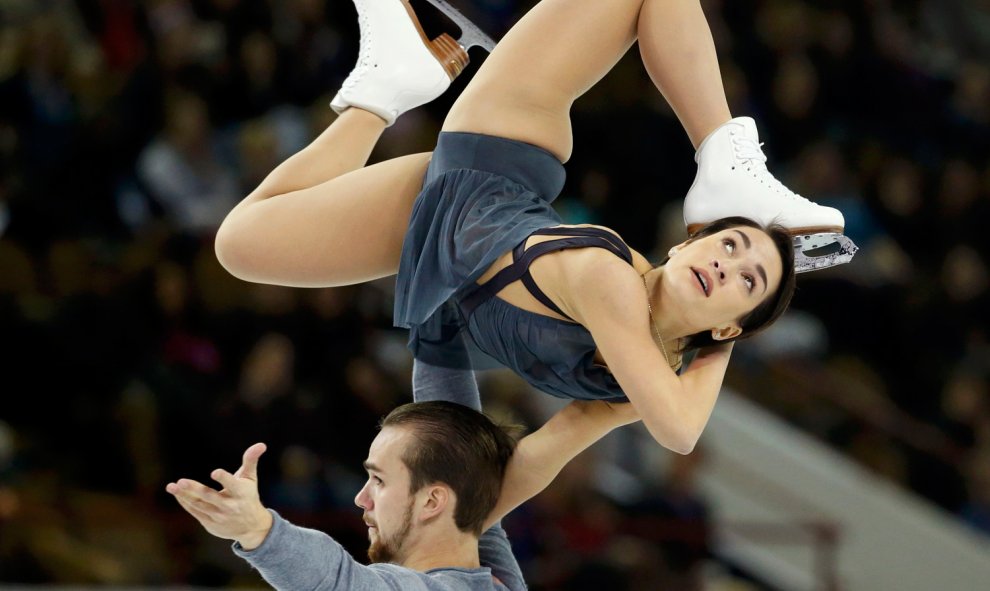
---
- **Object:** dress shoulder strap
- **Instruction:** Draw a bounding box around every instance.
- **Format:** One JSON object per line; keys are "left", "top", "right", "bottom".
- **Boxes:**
{"left": 459, "top": 226, "right": 633, "bottom": 319}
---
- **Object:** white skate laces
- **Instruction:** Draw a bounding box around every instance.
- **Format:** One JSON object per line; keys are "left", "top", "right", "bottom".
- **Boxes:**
{"left": 330, "top": 0, "right": 496, "bottom": 126}
{"left": 730, "top": 134, "right": 808, "bottom": 204}
{"left": 337, "top": 10, "right": 374, "bottom": 96}
{"left": 683, "top": 117, "right": 858, "bottom": 273}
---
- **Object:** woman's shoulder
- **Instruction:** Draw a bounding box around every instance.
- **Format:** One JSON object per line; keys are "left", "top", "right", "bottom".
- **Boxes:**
{"left": 558, "top": 247, "right": 644, "bottom": 297}
{"left": 557, "top": 248, "right": 646, "bottom": 328}
{"left": 550, "top": 223, "right": 653, "bottom": 273}
{"left": 554, "top": 223, "right": 623, "bottom": 240}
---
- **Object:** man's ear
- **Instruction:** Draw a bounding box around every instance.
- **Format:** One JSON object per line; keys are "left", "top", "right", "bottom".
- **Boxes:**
{"left": 711, "top": 324, "right": 742, "bottom": 341}
{"left": 418, "top": 485, "right": 450, "bottom": 522}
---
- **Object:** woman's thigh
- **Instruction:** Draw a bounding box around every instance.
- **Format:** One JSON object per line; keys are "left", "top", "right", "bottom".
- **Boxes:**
{"left": 442, "top": 0, "right": 642, "bottom": 161}
{"left": 217, "top": 153, "right": 432, "bottom": 287}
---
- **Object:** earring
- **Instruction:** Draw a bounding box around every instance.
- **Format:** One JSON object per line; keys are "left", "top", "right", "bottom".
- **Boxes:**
{"left": 668, "top": 246, "right": 679, "bottom": 257}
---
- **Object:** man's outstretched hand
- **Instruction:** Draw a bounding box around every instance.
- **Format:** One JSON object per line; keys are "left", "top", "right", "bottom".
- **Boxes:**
{"left": 166, "top": 442, "right": 274, "bottom": 550}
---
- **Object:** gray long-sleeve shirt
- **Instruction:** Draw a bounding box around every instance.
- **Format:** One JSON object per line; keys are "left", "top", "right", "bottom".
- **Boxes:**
{"left": 233, "top": 510, "right": 527, "bottom": 590}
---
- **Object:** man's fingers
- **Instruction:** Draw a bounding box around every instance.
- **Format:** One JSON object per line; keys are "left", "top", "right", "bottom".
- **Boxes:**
{"left": 211, "top": 468, "right": 236, "bottom": 489}
{"left": 234, "top": 442, "right": 267, "bottom": 480}
{"left": 170, "top": 478, "right": 224, "bottom": 507}
{"left": 175, "top": 477, "right": 214, "bottom": 496}
{"left": 167, "top": 482, "right": 225, "bottom": 522}
{"left": 173, "top": 492, "right": 216, "bottom": 524}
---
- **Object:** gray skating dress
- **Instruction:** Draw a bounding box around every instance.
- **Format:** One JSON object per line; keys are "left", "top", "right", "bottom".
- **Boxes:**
{"left": 394, "top": 132, "right": 632, "bottom": 403}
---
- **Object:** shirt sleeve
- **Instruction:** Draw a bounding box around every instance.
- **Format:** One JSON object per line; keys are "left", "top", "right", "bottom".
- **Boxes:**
{"left": 232, "top": 510, "right": 421, "bottom": 591}
{"left": 478, "top": 523, "right": 527, "bottom": 591}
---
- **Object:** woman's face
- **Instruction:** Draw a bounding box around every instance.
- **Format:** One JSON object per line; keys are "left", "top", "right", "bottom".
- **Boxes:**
{"left": 663, "top": 227, "right": 784, "bottom": 339}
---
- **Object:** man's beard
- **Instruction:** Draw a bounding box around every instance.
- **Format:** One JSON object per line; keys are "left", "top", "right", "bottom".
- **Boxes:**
{"left": 367, "top": 499, "right": 415, "bottom": 564}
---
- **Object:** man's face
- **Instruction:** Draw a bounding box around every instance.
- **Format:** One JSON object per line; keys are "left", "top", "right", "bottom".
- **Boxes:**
{"left": 354, "top": 426, "right": 417, "bottom": 564}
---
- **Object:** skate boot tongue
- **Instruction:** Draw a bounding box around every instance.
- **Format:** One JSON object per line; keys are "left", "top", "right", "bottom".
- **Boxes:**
{"left": 728, "top": 118, "right": 820, "bottom": 209}
{"left": 734, "top": 118, "right": 771, "bottom": 171}
{"left": 734, "top": 116, "right": 760, "bottom": 141}
{"left": 731, "top": 118, "right": 771, "bottom": 172}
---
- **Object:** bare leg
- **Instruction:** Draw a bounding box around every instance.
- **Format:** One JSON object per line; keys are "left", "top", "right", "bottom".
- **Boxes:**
{"left": 442, "top": 0, "right": 643, "bottom": 162}
{"left": 249, "top": 109, "right": 387, "bottom": 200}
{"left": 215, "top": 0, "right": 744, "bottom": 286}
{"left": 444, "top": 0, "right": 849, "bottom": 259}
{"left": 215, "top": 109, "right": 432, "bottom": 287}
{"left": 443, "top": 0, "right": 733, "bottom": 158}
{"left": 637, "top": 0, "right": 731, "bottom": 148}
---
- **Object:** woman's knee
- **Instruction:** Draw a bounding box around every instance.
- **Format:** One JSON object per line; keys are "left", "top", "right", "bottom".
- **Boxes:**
{"left": 214, "top": 212, "right": 253, "bottom": 280}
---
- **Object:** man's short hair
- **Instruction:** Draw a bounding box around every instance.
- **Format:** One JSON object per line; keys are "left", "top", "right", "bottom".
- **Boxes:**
{"left": 380, "top": 401, "right": 517, "bottom": 535}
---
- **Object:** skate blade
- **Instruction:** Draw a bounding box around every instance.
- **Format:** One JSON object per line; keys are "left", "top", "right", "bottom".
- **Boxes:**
{"left": 422, "top": 0, "right": 497, "bottom": 52}
{"left": 793, "top": 232, "right": 859, "bottom": 273}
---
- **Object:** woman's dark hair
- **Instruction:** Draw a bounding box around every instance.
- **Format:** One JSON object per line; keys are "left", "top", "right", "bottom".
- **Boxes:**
{"left": 380, "top": 401, "right": 517, "bottom": 536}
{"left": 669, "top": 217, "right": 796, "bottom": 350}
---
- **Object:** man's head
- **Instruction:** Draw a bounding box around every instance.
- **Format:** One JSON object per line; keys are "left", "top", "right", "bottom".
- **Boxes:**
{"left": 353, "top": 401, "right": 517, "bottom": 564}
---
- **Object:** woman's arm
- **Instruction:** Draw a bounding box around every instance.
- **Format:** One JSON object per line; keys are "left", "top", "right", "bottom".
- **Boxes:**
{"left": 564, "top": 254, "right": 733, "bottom": 454}
{"left": 484, "top": 400, "right": 639, "bottom": 530}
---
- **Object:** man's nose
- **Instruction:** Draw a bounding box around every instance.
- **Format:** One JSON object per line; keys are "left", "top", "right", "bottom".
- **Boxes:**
{"left": 355, "top": 484, "right": 371, "bottom": 510}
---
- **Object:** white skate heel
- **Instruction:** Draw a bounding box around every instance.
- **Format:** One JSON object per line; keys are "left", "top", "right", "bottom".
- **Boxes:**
{"left": 683, "top": 117, "right": 858, "bottom": 272}
{"left": 331, "top": 0, "right": 496, "bottom": 127}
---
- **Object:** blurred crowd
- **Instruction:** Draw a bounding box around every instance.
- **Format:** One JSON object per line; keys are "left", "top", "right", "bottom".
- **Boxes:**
{"left": 0, "top": 0, "right": 989, "bottom": 588}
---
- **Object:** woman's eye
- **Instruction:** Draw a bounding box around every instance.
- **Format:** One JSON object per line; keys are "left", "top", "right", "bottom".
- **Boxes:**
{"left": 744, "top": 275, "right": 754, "bottom": 291}
{"left": 724, "top": 239, "right": 735, "bottom": 254}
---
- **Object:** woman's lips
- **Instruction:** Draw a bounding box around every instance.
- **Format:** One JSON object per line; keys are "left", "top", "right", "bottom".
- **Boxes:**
{"left": 692, "top": 267, "right": 711, "bottom": 296}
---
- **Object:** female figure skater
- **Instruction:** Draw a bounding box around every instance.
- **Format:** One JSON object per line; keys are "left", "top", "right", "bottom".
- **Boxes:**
{"left": 214, "top": 0, "right": 828, "bottom": 454}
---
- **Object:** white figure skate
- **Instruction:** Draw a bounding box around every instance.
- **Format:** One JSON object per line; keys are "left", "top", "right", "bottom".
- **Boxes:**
{"left": 331, "top": 0, "right": 496, "bottom": 126}
{"left": 683, "top": 117, "right": 858, "bottom": 272}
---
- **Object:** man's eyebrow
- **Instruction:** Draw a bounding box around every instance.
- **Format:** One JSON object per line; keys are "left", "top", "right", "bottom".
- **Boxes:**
{"left": 363, "top": 461, "right": 381, "bottom": 473}
{"left": 733, "top": 229, "right": 751, "bottom": 249}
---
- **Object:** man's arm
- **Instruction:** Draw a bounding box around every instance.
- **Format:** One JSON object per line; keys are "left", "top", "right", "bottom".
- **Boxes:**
{"left": 166, "top": 444, "right": 415, "bottom": 590}
{"left": 232, "top": 508, "right": 369, "bottom": 588}
{"left": 412, "top": 357, "right": 481, "bottom": 410}
{"left": 478, "top": 524, "right": 527, "bottom": 591}
{"left": 233, "top": 509, "right": 424, "bottom": 590}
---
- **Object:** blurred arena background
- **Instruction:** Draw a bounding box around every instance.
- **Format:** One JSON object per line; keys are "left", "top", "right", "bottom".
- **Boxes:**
{"left": 1, "top": 0, "right": 989, "bottom": 589}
